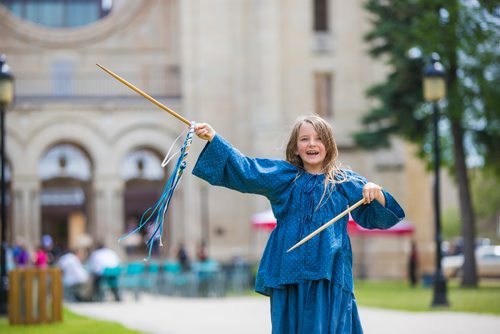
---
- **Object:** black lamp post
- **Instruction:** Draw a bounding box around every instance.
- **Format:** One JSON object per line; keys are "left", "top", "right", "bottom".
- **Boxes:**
{"left": 423, "top": 53, "right": 449, "bottom": 307}
{"left": 0, "top": 54, "right": 14, "bottom": 315}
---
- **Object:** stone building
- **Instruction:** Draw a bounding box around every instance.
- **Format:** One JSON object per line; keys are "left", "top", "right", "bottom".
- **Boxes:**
{"left": 0, "top": 0, "right": 451, "bottom": 278}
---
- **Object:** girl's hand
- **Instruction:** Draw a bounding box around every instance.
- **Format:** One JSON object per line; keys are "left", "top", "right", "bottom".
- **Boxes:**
{"left": 362, "top": 182, "right": 385, "bottom": 206}
{"left": 195, "top": 123, "right": 216, "bottom": 142}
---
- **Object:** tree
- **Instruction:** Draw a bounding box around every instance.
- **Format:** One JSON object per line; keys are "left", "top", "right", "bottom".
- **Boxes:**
{"left": 471, "top": 168, "right": 500, "bottom": 241}
{"left": 357, "top": 0, "right": 500, "bottom": 287}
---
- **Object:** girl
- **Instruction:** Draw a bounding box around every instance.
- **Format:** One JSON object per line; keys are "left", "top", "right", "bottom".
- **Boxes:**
{"left": 193, "top": 115, "right": 405, "bottom": 333}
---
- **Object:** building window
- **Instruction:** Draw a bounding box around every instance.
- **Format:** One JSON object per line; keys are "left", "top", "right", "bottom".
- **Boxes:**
{"left": 313, "top": 0, "right": 329, "bottom": 32}
{"left": 38, "top": 144, "right": 92, "bottom": 181}
{"left": 121, "top": 149, "right": 164, "bottom": 181}
{"left": 314, "top": 72, "right": 333, "bottom": 118}
{"left": 0, "top": 0, "right": 113, "bottom": 28}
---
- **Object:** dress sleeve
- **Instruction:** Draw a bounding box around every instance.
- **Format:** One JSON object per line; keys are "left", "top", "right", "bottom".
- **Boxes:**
{"left": 338, "top": 170, "right": 405, "bottom": 229}
{"left": 192, "top": 134, "right": 297, "bottom": 202}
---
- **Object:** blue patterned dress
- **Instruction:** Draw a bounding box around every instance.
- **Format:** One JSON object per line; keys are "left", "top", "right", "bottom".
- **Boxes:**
{"left": 192, "top": 134, "right": 405, "bottom": 334}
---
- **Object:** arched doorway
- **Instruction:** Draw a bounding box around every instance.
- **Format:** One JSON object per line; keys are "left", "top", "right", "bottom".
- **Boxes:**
{"left": 38, "top": 143, "right": 92, "bottom": 256}
{"left": 121, "top": 148, "right": 166, "bottom": 258}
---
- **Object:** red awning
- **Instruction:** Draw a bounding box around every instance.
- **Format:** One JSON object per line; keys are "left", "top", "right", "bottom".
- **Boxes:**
{"left": 347, "top": 215, "right": 414, "bottom": 235}
{"left": 252, "top": 210, "right": 414, "bottom": 235}
{"left": 251, "top": 209, "right": 277, "bottom": 231}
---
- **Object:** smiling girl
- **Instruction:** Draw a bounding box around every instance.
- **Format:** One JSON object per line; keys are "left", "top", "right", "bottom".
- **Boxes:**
{"left": 193, "top": 115, "right": 404, "bottom": 333}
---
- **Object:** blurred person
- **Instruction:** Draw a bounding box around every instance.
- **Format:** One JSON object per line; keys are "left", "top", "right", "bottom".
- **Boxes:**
{"left": 408, "top": 240, "right": 419, "bottom": 287}
{"left": 87, "top": 242, "right": 121, "bottom": 301}
{"left": 123, "top": 220, "right": 142, "bottom": 256}
{"left": 6, "top": 245, "right": 15, "bottom": 272}
{"left": 193, "top": 116, "right": 405, "bottom": 333}
{"left": 12, "top": 241, "right": 30, "bottom": 268}
{"left": 33, "top": 245, "right": 48, "bottom": 269}
{"left": 42, "top": 234, "right": 62, "bottom": 265}
{"left": 145, "top": 224, "right": 160, "bottom": 257}
{"left": 58, "top": 249, "right": 91, "bottom": 301}
{"left": 176, "top": 242, "right": 190, "bottom": 272}
{"left": 196, "top": 240, "right": 208, "bottom": 262}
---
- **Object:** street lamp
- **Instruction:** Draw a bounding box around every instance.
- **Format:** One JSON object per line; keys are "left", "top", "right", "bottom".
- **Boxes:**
{"left": 0, "top": 54, "right": 14, "bottom": 315}
{"left": 423, "top": 53, "right": 449, "bottom": 307}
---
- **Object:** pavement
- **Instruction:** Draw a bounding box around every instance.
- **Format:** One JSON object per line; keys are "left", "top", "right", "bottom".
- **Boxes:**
{"left": 67, "top": 294, "right": 500, "bottom": 334}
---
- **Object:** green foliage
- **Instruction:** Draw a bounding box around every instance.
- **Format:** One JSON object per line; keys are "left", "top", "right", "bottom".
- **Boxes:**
{"left": 471, "top": 168, "right": 500, "bottom": 219}
{"left": 357, "top": 0, "right": 500, "bottom": 175}
{"left": 470, "top": 168, "right": 500, "bottom": 241}
{"left": 0, "top": 308, "right": 142, "bottom": 334}
{"left": 355, "top": 280, "right": 500, "bottom": 315}
{"left": 442, "top": 207, "right": 462, "bottom": 239}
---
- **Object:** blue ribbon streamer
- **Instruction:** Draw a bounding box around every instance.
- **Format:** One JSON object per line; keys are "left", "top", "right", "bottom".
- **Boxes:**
{"left": 119, "top": 123, "right": 195, "bottom": 260}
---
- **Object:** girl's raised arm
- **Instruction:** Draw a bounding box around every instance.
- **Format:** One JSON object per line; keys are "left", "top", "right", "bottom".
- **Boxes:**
{"left": 192, "top": 130, "right": 297, "bottom": 202}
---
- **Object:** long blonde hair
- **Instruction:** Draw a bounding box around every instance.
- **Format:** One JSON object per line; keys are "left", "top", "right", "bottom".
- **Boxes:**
{"left": 286, "top": 115, "right": 347, "bottom": 207}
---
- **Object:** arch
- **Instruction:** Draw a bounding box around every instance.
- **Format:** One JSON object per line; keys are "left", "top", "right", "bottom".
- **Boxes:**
{"left": 111, "top": 122, "right": 181, "bottom": 149}
{"left": 5, "top": 124, "right": 23, "bottom": 174}
{"left": 111, "top": 125, "right": 180, "bottom": 178}
{"left": 22, "top": 119, "right": 107, "bottom": 176}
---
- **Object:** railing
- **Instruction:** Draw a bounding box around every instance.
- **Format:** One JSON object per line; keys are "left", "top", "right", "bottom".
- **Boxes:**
{"left": 13, "top": 69, "right": 181, "bottom": 98}
{"left": 113, "top": 260, "right": 253, "bottom": 300}
{"left": 8, "top": 268, "right": 63, "bottom": 325}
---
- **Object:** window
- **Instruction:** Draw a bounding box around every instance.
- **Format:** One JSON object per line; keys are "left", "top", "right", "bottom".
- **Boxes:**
{"left": 313, "top": 0, "right": 329, "bottom": 32}
{"left": 38, "top": 144, "right": 91, "bottom": 181}
{"left": 121, "top": 149, "right": 164, "bottom": 181}
{"left": 314, "top": 72, "right": 333, "bottom": 118}
{"left": 0, "top": 0, "right": 113, "bottom": 28}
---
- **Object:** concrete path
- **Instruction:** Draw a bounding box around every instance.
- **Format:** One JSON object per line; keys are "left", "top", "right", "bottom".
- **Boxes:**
{"left": 68, "top": 294, "right": 500, "bottom": 334}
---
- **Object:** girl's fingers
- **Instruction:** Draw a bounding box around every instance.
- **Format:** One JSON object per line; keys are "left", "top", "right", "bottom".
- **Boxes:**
{"left": 194, "top": 123, "right": 215, "bottom": 141}
{"left": 363, "top": 182, "right": 382, "bottom": 204}
{"left": 363, "top": 189, "right": 371, "bottom": 204}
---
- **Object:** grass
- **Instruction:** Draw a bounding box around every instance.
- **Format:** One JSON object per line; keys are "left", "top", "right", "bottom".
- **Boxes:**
{"left": 0, "top": 308, "right": 143, "bottom": 334}
{"left": 354, "top": 279, "right": 500, "bottom": 315}
{"left": 2, "top": 280, "right": 497, "bottom": 332}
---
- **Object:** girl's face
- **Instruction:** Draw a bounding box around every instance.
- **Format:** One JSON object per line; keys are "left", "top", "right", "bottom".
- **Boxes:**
{"left": 296, "top": 122, "right": 326, "bottom": 174}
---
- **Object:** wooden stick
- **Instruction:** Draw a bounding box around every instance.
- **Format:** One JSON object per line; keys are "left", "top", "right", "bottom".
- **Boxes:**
{"left": 287, "top": 198, "right": 365, "bottom": 252}
{"left": 96, "top": 64, "right": 191, "bottom": 126}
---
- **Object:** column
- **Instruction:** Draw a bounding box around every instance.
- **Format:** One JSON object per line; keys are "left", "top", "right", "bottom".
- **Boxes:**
{"left": 92, "top": 176, "right": 125, "bottom": 256}
{"left": 11, "top": 176, "right": 41, "bottom": 249}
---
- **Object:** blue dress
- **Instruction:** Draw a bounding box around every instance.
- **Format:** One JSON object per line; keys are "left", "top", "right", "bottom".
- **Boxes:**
{"left": 193, "top": 134, "right": 405, "bottom": 334}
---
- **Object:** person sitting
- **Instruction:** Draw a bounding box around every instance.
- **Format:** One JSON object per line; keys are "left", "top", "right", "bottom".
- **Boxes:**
{"left": 58, "top": 249, "right": 91, "bottom": 301}
{"left": 87, "top": 242, "right": 121, "bottom": 301}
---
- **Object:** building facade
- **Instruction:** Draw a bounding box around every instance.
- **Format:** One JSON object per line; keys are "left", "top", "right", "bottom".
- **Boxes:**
{"left": 0, "top": 0, "right": 448, "bottom": 278}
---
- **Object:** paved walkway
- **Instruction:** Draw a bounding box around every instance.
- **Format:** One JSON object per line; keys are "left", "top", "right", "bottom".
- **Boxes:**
{"left": 68, "top": 294, "right": 500, "bottom": 334}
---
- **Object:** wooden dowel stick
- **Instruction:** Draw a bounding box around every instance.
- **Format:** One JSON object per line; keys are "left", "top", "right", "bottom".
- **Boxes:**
{"left": 287, "top": 198, "right": 365, "bottom": 252}
{"left": 96, "top": 64, "right": 191, "bottom": 126}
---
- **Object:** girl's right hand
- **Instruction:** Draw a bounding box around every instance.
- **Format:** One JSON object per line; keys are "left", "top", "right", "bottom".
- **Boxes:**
{"left": 195, "top": 123, "right": 216, "bottom": 142}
